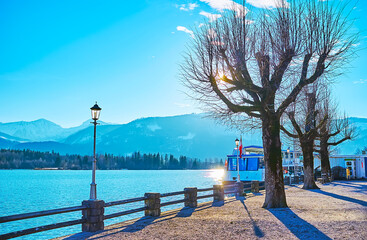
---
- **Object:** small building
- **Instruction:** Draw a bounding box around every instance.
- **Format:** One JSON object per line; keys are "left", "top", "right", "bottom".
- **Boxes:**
{"left": 315, "top": 155, "right": 367, "bottom": 179}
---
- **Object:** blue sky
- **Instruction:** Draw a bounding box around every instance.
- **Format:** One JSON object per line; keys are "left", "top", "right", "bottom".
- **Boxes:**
{"left": 0, "top": 0, "right": 366, "bottom": 127}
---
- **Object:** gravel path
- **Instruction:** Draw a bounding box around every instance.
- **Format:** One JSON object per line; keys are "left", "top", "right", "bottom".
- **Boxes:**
{"left": 59, "top": 180, "right": 367, "bottom": 240}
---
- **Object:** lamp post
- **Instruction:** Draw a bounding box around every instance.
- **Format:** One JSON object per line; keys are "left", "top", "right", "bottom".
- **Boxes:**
{"left": 90, "top": 102, "right": 101, "bottom": 200}
{"left": 235, "top": 138, "right": 240, "bottom": 183}
{"left": 287, "top": 147, "right": 291, "bottom": 185}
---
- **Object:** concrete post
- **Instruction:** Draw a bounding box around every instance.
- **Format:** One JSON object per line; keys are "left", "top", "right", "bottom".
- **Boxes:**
{"left": 321, "top": 173, "right": 327, "bottom": 183}
{"left": 284, "top": 176, "right": 290, "bottom": 185}
{"left": 184, "top": 187, "right": 197, "bottom": 207}
{"left": 213, "top": 185, "right": 224, "bottom": 202}
{"left": 235, "top": 182, "right": 244, "bottom": 196}
{"left": 251, "top": 181, "right": 259, "bottom": 193}
{"left": 293, "top": 176, "right": 300, "bottom": 184}
{"left": 144, "top": 193, "right": 161, "bottom": 217}
{"left": 82, "top": 200, "right": 105, "bottom": 232}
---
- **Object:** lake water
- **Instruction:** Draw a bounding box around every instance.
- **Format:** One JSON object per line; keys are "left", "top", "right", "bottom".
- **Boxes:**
{"left": 0, "top": 169, "right": 223, "bottom": 239}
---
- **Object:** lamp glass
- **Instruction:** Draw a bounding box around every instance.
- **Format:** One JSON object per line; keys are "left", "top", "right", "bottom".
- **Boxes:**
{"left": 235, "top": 138, "right": 239, "bottom": 147}
{"left": 90, "top": 102, "right": 102, "bottom": 120}
{"left": 91, "top": 109, "right": 101, "bottom": 120}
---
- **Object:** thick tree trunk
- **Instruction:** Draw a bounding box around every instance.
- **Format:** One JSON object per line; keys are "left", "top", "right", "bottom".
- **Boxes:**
{"left": 320, "top": 138, "right": 331, "bottom": 182}
{"left": 301, "top": 140, "right": 319, "bottom": 189}
{"left": 262, "top": 116, "right": 288, "bottom": 208}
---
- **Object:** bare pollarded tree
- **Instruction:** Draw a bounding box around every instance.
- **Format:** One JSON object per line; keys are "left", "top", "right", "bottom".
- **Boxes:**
{"left": 181, "top": 0, "right": 358, "bottom": 208}
{"left": 280, "top": 85, "right": 328, "bottom": 189}
{"left": 315, "top": 93, "right": 357, "bottom": 182}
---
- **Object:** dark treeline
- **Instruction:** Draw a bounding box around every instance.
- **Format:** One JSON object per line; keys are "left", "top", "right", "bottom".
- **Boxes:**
{"left": 0, "top": 149, "right": 224, "bottom": 170}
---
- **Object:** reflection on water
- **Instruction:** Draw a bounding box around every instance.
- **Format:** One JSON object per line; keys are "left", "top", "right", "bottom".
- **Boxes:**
{"left": 0, "top": 169, "right": 222, "bottom": 239}
{"left": 206, "top": 168, "right": 224, "bottom": 182}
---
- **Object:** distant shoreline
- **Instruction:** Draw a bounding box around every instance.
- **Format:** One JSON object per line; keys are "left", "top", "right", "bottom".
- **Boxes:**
{"left": 0, "top": 168, "right": 223, "bottom": 171}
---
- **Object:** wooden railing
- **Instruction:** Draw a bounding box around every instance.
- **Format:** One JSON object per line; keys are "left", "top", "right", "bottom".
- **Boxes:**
{"left": 0, "top": 181, "right": 264, "bottom": 239}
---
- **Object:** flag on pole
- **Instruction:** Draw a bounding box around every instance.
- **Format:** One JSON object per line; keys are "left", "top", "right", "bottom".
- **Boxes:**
{"left": 239, "top": 136, "right": 243, "bottom": 157}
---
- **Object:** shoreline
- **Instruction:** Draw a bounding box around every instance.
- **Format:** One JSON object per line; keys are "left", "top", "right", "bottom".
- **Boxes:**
{"left": 0, "top": 168, "right": 224, "bottom": 171}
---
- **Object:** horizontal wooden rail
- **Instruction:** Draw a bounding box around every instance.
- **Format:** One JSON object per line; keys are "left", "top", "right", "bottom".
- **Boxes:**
{"left": 197, "top": 194, "right": 215, "bottom": 200}
{"left": 0, "top": 205, "right": 86, "bottom": 224}
{"left": 161, "top": 199, "right": 186, "bottom": 207}
{"left": 197, "top": 187, "right": 214, "bottom": 192}
{"left": 0, "top": 218, "right": 86, "bottom": 239}
{"left": 104, "top": 207, "right": 147, "bottom": 220}
{"left": 160, "top": 191, "right": 185, "bottom": 198}
{"left": 104, "top": 196, "right": 147, "bottom": 207}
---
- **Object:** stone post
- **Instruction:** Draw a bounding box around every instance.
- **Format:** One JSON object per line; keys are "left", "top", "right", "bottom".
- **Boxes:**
{"left": 184, "top": 187, "right": 197, "bottom": 207}
{"left": 82, "top": 200, "right": 105, "bottom": 232}
{"left": 293, "top": 176, "right": 299, "bottom": 184}
{"left": 235, "top": 182, "right": 244, "bottom": 196}
{"left": 251, "top": 181, "right": 259, "bottom": 193}
{"left": 284, "top": 176, "right": 290, "bottom": 185}
{"left": 144, "top": 193, "right": 161, "bottom": 217}
{"left": 321, "top": 173, "right": 327, "bottom": 184}
{"left": 213, "top": 185, "right": 224, "bottom": 202}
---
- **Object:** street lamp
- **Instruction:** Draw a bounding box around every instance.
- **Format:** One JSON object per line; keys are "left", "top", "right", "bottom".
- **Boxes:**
{"left": 90, "top": 102, "right": 101, "bottom": 200}
{"left": 287, "top": 147, "right": 291, "bottom": 185}
{"left": 235, "top": 138, "right": 240, "bottom": 183}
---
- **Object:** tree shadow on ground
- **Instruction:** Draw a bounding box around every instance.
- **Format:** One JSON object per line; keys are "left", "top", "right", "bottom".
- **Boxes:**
{"left": 328, "top": 182, "right": 367, "bottom": 193}
{"left": 268, "top": 208, "right": 332, "bottom": 240}
{"left": 239, "top": 198, "right": 264, "bottom": 238}
{"left": 308, "top": 189, "right": 367, "bottom": 207}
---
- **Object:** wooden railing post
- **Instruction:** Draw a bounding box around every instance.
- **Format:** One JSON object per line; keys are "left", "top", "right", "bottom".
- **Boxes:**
{"left": 82, "top": 200, "right": 105, "bottom": 232}
{"left": 235, "top": 182, "right": 244, "bottom": 196}
{"left": 184, "top": 187, "right": 197, "bottom": 207}
{"left": 144, "top": 193, "right": 161, "bottom": 217}
{"left": 213, "top": 185, "right": 224, "bottom": 202}
{"left": 251, "top": 181, "right": 259, "bottom": 193}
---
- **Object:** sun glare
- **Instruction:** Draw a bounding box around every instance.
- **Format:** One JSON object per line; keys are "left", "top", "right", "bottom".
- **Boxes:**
{"left": 209, "top": 169, "right": 224, "bottom": 182}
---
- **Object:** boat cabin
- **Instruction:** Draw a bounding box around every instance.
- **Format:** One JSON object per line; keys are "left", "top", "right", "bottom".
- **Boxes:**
{"left": 223, "top": 145, "right": 301, "bottom": 183}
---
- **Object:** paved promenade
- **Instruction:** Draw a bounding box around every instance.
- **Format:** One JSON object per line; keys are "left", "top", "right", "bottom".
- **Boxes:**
{"left": 59, "top": 180, "right": 367, "bottom": 240}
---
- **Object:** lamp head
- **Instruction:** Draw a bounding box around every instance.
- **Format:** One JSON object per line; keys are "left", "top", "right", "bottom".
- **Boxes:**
{"left": 90, "top": 102, "right": 102, "bottom": 120}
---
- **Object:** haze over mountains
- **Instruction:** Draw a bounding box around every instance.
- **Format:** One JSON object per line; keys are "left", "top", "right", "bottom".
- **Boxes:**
{"left": 0, "top": 114, "right": 366, "bottom": 159}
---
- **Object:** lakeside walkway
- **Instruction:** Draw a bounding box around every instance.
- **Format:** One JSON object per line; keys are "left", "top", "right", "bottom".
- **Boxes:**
{"left": 59, "top": 180, "right": 367, "bottom": 240}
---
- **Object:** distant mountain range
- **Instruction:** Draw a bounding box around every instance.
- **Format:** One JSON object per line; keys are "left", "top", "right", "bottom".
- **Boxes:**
{"left": 0, "top": 114, "right": 366, "bottom": 159}
{"left": 0, "top": 119, "right": 109, "bottom": 142}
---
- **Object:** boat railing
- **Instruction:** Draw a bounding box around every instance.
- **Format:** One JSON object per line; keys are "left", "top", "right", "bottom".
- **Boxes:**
{"left": 0, "top": 181, "right": 264, "bottom": 239}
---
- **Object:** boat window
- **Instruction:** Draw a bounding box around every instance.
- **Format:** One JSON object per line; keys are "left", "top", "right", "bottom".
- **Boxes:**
{"left": 247, "top": 158, "right": 259, "bottom": 171}
{"left": 290, "top": 153, "right": 294, "bottom": 158}
{"left": 259, "top": 157, "right": 265, "bottom": 169}
{"left": 227, "top": 157, "right": 246, "bottom": 171}
{"left": 239, "top": 158, "right": 246, "bottom": 171}
{"left": 227, "top": 158, "right": 236, "bottom": 171}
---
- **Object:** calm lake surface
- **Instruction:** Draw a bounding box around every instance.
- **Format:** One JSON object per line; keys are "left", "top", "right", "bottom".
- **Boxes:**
{"left": 0, "top": 169, "right": 223, "bottom": 239}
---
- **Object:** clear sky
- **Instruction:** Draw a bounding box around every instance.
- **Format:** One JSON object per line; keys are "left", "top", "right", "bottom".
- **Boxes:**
{"left": 0, "top": 0, "right": 366, "bottom": 127}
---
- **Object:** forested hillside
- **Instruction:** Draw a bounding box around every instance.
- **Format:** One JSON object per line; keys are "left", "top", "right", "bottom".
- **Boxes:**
{"left": 0, "top": 149, "right": 223, "bottom": 170}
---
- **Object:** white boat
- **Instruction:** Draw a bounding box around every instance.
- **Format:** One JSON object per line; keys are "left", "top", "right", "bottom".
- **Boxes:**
{"left": 223, "top": 145, "right": 303, "bottom": 184}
